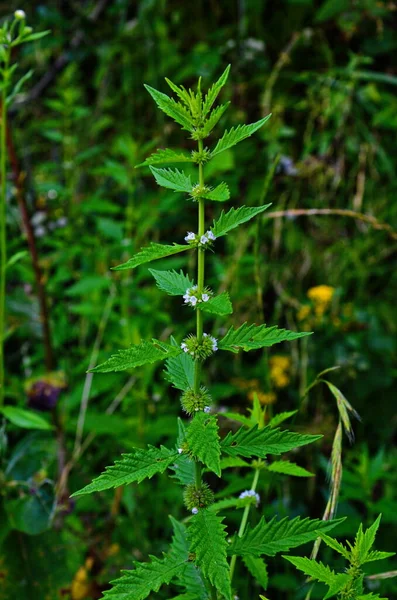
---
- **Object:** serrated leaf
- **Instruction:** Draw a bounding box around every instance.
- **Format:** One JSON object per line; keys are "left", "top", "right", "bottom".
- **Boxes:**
{"left": 317, "top": 532, "right": 351, "bottom": 560}
{"left": 221, "top": 425, "right": 322, "bottom": 458}
{"left": 188, "top": 510, "right": 232, "bottom": 600}
{"left": 267, "top": 461, "right": 314, "bottom": 478}
{"left": 243, "top": 556, "right": 268, "bottom": 590}
{"left": 363, "top": 550, "right": 395, "bottom": 563}
{"left": 218, "top": 322, "right": 312, "bottom": 353}
{"left": 137, "top": 148, "right": 194, "bottom": 168}
{"left": 90, "top": 340, "right": 181, "bottom": 373}
{"left": 220, "top": 457, "right": 250, "bottom": 469}
{"left": 355, "top": 515, "right": 383, "bottom": 564}
{"left": 165, "top": 352, "right": 195, "bottom": 392}
{"left": 201, "top": 292, "right": 233, "bottom": 316}
{"left": 165, "top": 78, "right": 192, "bottom": 107}
{"left": 230, "top": 516, "right": 344, "bottom": 557}
{"left": 212, "top": 204, "right": 271, "bottom": 238}
{"left": 150, "top": 269, "right": 194, "bottom": 296}
{"left": 150, "top": 166, "right": 192, "bottom": 193}
{"left": 357, "top": 594, "right": 389, "bottom": 600}
{"left": 103, "top": 550, "right": 187, "bottom": 600}
{"left": 170, "top": 517, "right": 208, "bottom": 600}
{"left": 268, "top": 410, "right": 298, "bottom": 428}
{"left": 202, "top": 102, "right": 230, "bottom": 137}
{"left": 145, "top": 84, "right": 194, "bottom": 131}
{"left": 202, "top": 65, "right": 231, "bottom": 116}
{"left": 202, "top": 182, "right": 230, "bottom": 202}
{"left": 169, "top": 454, "right": 195, "bottom": 486}
{"left": 72, "top": 445, "right": 179, "bottom": 497}
{"left": 211, "top": 115, "right": 271, "bottom": 157}
{"left": 112, "top": 242, "right": 189, "bottom": 271}
{"left": 282, "top": 555, "right": 349, "bottom": 599}
{"left": 186, "top": 412, "right": 221, "bottom": 477}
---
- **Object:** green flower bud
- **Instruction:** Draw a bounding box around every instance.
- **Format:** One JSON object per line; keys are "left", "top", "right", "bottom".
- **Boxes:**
{"left": 183, "top": 483, "right": 214, "bottom": 511}
{"left": 181, "top": 386, "right": 212, "bottom": 415}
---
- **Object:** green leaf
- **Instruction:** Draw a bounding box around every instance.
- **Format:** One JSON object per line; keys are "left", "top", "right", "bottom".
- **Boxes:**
{"left": 363, "top": 550, "right": 395, "bottom": 563}
{"left": 72, "top": 445, "right": 179, "bottom": 496}
{"left": 218, "top": 322, "right": 312, "bottom": 353}
{"left": 149, "top": 269, "right": 194, "bottom": 296}
{"left": 137, "top": 148, "right": 194, "bottom": 168}
{"left": 212, "top": 204, "right": 271, "bottom": 238}
{"left": 201, "top": 292, "right": 233, "bottom": 316}
{"left": 188, "top": 510, "right": 231, "bottom": 600}
{"left": 267, "top": 461, "right": 314, "bottom": 478}
{"left": 317, "top": 532, "right": 351, "bottom": 560}
{"left": 145, "top": 84, "right": 194, "bottom": 131}
{"left": 355, "top": 515, "right": 383, "bottom": 565}
{"left": 221, "top": 425, "right": 322, "bottom": 458}
{"left": 5, "top": 481, "right": 55, "bottom": 535}
{"left": 243, "top": 556, "right": 268, "bottom": 590}
{"left": 103, "top": 551, "right": 187, "bottom": 600}
{"left": 150, "top": 166, "right": 192, "bottom": 193}
{"left": 356, "top": 594, "right": 389, "bottom": 600}
{"left": 112, "top": 243, "right": 189, "bottom": 271}
{"left": 90, "top": 340, "right": 181, "bottom": 373}
{"left": 202, "top": 182, "right": 230, "bottom": 202}
{"left": 5, "top": 250, "right": 28, "bottom": 270}
{"left": 16, "top": 30, "right": 51, "bottom": 44}
{"left": 169, "top": 518, "right": 208, "bottom": 600}
{"left": 186, "top": 412, "right": 221, "bottom": 477}
{"left": 268, "top": 410, "right": 298, "bottom": 428}
{"left": 165, "top": 78, "right": 192, "bottom": 107}
{"left": 0, "top": 407, "right": 53, "bottom": 431}
{"left": 230, "top": 516, "right": 344, "bottom": 557}
{"left": 165, "top": 352, "right": 195, "bottom": 392}
{"left": 282, "top": 556, "right": 350, "bottom": 600}
{"left": 211, "top": 115, "right": 271, "bottom": 157}
{"left": 202, "top": 103, "right": 230, "bottom": 137}
{"left": 202, "top": 65, "right": 231, "bottom": 116}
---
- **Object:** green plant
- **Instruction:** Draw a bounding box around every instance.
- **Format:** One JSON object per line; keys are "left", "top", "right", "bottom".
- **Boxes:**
{"left": 0, "top": 10, "right": 48, "bottom": 406}
{"left": 72, "top": 67, "right": 354, "bottom": 599}
{"left": 284, "top": 514, "right": 395, "bottom": 599}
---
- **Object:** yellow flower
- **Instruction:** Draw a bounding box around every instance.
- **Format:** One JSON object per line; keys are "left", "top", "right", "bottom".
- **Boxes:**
{"left": 297, "top": 305, "right": 311, "bottom": 321}
{"left": 248, "top": 390, "right": 277, "bottom": 405}
{"left": 269, "top": 355, "right": 291, "bottom": 388}
{"left": 307, "top": 285, "right": 335, "bottom": 306}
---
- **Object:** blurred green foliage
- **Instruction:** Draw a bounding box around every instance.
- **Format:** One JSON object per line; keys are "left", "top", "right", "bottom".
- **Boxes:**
{"left": 0, "top": 1, "right": 396, "bottom": 598}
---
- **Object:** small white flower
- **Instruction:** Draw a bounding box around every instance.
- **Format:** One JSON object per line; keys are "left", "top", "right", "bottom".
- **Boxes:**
{"left": 185, "top": 231, "right": 196, "bottom": 242}
{"left": 183, "top": 294, "right": 189, "bottom": 303}
{"left": 204, "top": 406, "right": 211, "bottom": 413}
{"left": 181, "top": 342, "right": 188, "bottom": 353}
{"left": 201, "top": 293, "right": 209, "bottom": 302}
{"left": 191, "top": 507, "right": 198, "bottom": 514}
{"left": 14, "top": 9, "right": 26, "bottom": 20}
{"left": 239, "top": 489, "right": 260, "bottom": 506}
{"left": 207, "top": 230, "right": 216, "bottom": 241}
{"left": 47, "top": 189, "right": 58, "bottom": 200}
{"left": 189, "top": 296, "right": 198, "bottom": 306}
{"left": 200, "top": 235, "right": 208, "bottom": 244}
{"left": 177, "top": 448, "right": 183, "bottom": 454}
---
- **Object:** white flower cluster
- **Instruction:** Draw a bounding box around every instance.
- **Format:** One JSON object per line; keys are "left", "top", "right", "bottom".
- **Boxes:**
{"left": 184, "top": 230, "right": 216, "bottom": 246}
{"left": 183, "top": 285, "right": 210, "bottom": 307}
{"left": 191, "top": 507, "right": 198, "bottom": 514}
{"left": 239, "top": 489, "right": 260, "bottom": 506}
{"left": 203, "top": 333, "right": 218, "bottom": 352}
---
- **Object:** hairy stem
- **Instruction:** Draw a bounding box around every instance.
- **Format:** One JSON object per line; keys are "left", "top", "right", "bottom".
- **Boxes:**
{"left": 229, "top": 468, "right": 261, "bottom": 582}
{"left": 0, "top": 51, "right": 10, "bottom": 407}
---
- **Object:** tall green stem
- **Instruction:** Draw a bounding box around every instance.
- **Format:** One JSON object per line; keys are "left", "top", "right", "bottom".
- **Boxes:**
{"left": 229, "top": 468, "right": 261, "bottom": 582}
{"left": 0, "top": 50, "right": 9, "bottom": 407}
{"left": 193, "top": 139, "right": 206, "bottom": 486}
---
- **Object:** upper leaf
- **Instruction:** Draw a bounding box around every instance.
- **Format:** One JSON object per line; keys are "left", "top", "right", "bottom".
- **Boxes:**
{"left": 267, "top": 460, "right": 314, "bottom": 478}
{"left": 150, "top": 167, "right": 192, "bottom": 193}
{"left": 201, "top": 102, "right": 230, "bottom": 137}
{"left": 72, "top": 445, "right": 179, "bottom": 496}
{"left": 221, "top": 425, "right": 322, "bottom": 458}
{"left": 202, "top": 65, "right": 231, "bottom": 116}
{"left": 218, "top": 322, "right": 312, "bottom": 353}
{"left": 211, "top": 115, "right": 271, "bottom": 157}
{"left": 137, "top": 149, "right": 194, "bottom": 168}
{"left": 90, "top": 340, "right": 181, "bottom": 373}
{"left": 229, "top": 515, "right": 344, "bottom": 557}
{"left": 186, "top": 412, "right": 221, "bottom": 477}
{"left": 165, "top": 352, "right": 195, "bottom": 392}
{"left": 317, "top": 532, "right": 351, "bottom": 560}
{"left": 202, "top": 182, "right": 230, "bottom": 202}
{"left": 145, "top": 84, "right": 194, "bottom": 131}
{"left": 201, "top": 292, "right": 233, "bottom": 316}
{"left": 212, "top": 204, "right": 271, "bottom": 238}
{"left": 282, "top": 556, "right": 350, "bottom": 600}
{"left": 150, "top": 269, "right": 194, "bottom": 296}
{"left": 112, "top": 243, "right": 189, "bottom": 271}
{"left": 188, "top": 510, "right": 232, "bottom": 600}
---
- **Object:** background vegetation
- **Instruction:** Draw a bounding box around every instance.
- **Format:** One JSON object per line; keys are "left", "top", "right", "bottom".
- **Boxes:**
{"left": 1, "top": 1, "right": 396, "bottom": 599}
